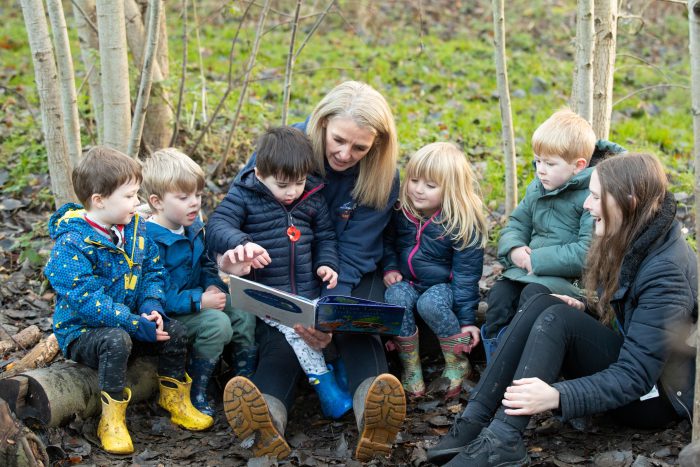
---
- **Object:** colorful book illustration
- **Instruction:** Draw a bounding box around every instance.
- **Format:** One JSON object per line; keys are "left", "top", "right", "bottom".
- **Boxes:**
{"left": 228, "top": 274, "right": 405, "bottom": 335}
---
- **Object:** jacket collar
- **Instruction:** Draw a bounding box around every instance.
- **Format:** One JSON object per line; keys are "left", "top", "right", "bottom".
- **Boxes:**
{"left": 146, "top": 218, "right": 204, "bottom": 246}
{"left": 535, "top": 167, "right": 593, "bottom": 196}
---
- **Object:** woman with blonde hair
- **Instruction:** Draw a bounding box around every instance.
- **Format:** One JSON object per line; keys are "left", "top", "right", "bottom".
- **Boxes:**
{"left": 429, "top": 152, "right": 696, "bottom": 466}
{"left": 208, "top": 81, "right": 405, "bottom": 462}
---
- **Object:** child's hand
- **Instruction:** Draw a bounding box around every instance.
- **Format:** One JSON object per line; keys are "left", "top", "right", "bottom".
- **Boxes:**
{"left": 201, "top": 288, "right": 227, "bottom": 310}
{"left": 509, "top": 246, "right": 532, "bottom": 273}
{"left": 550, "top": 294, "right": 585, "bottom": 311}
{"left": 317, "top": 266, "right": 338, "bottom": 289}
{"left": 460, "top": 325, "right": 481, "bottom": 351}
{"left": 141, "top": 312, "right": 170, "bottom": 341}
{"left": 383, "top": 271, "right": 403, "bottom": 287}
{"left": 219, "top": 243, "right": 271, "bottom": 275}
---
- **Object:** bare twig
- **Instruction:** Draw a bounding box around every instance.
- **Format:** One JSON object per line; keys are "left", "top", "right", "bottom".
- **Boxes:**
{"left": 127, "top": 0, "right": 162, "bottom": 158}
{"left": 188, "top": 0, "right": 254, "bottom": 156}
{"left": 616, "top": 53, "right": 672, "bottom": 81}
{"left": 170, "top": 0, "right": 188, "bottom": 146}
{"left": 216, "top": 0, "right": 271, "bottom": 177}
{"left": 75, "top": 62, "right": 95, "bottom": 96}
{"left": 293, "top": 0, "right": 335, "bottom": 60}
{"left": 70, "top": 0, "right": 98, "bottom": 33}
{"left": 612, "top": 83, "right": 689, "bottom": 107}
{"left": 282, "top": 0, "right": 302, "bottom": 126}
{"left": 192, "top": 0, "right": 208, "bottom": 123}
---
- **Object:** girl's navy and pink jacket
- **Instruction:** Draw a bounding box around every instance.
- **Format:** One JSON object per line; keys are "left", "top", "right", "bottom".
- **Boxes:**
{"left": 206, "top": 168, "right": 338, "bottom": 300}
{"left": 382, "top": 206, "right": 484, "bottom": 326}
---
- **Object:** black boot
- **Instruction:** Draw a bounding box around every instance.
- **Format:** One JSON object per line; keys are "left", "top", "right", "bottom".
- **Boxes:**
{"left": 426, "top": 416, "right": 487, "bottom": 464}
{"left": 187, "top": 356, "right": 218, "bottom": 416}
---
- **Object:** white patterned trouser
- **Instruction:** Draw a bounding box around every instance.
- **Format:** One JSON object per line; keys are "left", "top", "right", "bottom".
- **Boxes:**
{"left": 263, "top": 318, "right": 328, "bottom": 376}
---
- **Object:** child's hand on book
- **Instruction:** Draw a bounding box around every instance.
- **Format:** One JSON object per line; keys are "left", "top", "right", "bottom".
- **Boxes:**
{"left": 293, "top": 324, "right": 332, "bottom": 350}
{"left": 383, "top": 271, "right": 403, "bottom": 287}
{"left": 202, "top": 286, "right": 227, "bottom": 310}
{"left": 317, "top": 266, "right": 338, "bottom": 289}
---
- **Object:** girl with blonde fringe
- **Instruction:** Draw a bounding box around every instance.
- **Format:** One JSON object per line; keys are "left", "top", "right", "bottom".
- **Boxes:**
{"left": 383, "top": 142, "right": 488, "bottom": 399}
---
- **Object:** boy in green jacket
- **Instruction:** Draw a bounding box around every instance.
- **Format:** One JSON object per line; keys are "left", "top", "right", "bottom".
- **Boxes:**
{"left": 481, "top": 109, "right": 602, "bottom": 362}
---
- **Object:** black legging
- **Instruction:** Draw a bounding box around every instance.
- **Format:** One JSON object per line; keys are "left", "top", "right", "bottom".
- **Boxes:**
{"left": 470, "top": 285, "right": 680, "bottom": 431}
{"left": 252, "top": 270, "right": 389, "bottom": 410}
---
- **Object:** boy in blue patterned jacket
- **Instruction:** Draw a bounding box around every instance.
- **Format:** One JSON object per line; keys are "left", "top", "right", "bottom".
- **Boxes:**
{"left": 45, "top": 147, "right": 213, "bottom": 455}
{"left": 142, "top": 148, "right": 257, "bottom": 416}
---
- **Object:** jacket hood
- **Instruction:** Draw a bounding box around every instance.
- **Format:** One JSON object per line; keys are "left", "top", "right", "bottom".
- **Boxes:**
{"left": 49, "top": 203, "right": 89, "bottom": 240}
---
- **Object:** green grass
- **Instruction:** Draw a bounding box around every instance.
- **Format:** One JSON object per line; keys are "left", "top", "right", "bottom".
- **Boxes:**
{"left": 0, "top": 0, "right": 694, "bottom": 218}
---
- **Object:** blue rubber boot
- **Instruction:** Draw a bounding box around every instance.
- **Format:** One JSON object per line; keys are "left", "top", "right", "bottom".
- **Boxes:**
{"left": 481, "top": 326, "right": 507, "bottom": 366}
{"left": 328, "top": 359, "right": 349, "bottom": 393}
{"left": 308, "top": 371, "right": 353, "bottom": 419}
{"left": 234, "top": 345, "right": 258, "bottom": 378}
{"left": 187, "top": 356, "right": 218, "bottom": 416}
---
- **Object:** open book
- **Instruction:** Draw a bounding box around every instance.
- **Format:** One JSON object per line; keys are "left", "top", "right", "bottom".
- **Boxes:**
{"left": 228, "top": 274, "right": 405, "bottom": 335}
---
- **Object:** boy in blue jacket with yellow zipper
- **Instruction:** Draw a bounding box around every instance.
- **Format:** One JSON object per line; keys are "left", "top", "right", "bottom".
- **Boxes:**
{"left": 45, "top": 147, "right": 212, "bottom": 455}
{"left": 142, "top": 148, "right": 257, "bottom": 416}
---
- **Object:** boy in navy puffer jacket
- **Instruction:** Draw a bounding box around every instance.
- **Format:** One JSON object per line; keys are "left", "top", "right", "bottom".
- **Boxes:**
{"left": 142, "top": 148, "right": 257, "bottom": 416}
{"left": 45, "top": 147, "right": 212, "bottom": 455}
{"left": 207, "top": 126, "right": 351, "bottom": 419}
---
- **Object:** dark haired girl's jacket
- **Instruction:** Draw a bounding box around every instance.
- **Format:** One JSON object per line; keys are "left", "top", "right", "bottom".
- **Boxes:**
{"left": 382, "top": 207, "right": 484, "bottom": 326}
{"left": 206, "top": 168, "right": 338, "bottom": 299}
{"left": 553, "top": 195, "right": 697, "bottom": 421}
{"left": 232, "top": 119, "right": 400, "bottom": 297}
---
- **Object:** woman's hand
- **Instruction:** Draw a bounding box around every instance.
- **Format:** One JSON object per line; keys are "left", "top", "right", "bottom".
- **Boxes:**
{"left": 293, "top": 325, "right": 333, "bottom": 350}
{"left": 509, "top": 246, "right": 532, "bottom": 273}
{"left": 550, "top": 294, "right": 585, "bottom": 311}
{"left": 502, "top": 377, "right": 559, "bottom": 415}
{"left": 460, "top": 325, "right": 481, "bottom": 351}
{"left": 317, "top": 266, "right": 338, "bottom": 289}
{"left": 383, "top": 271, "right": 403, "bottom": 287}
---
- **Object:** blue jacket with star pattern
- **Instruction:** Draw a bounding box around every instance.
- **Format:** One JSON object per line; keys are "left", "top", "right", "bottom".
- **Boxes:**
{"left": 45, "top": 203, "right": 167, "bottom": 354}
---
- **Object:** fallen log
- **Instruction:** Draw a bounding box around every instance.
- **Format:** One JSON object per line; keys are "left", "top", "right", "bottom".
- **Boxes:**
{"left": 1, "top": 335, "right": 59, "bottom": 379}
{"left": 0, "top": 398, "right": 49, "bottom": 467}
{"left": 0, "top": 326, "right": 42, "bottom": 356}
{"left": 0, "top": 357, "right": 158, "bottom": 427}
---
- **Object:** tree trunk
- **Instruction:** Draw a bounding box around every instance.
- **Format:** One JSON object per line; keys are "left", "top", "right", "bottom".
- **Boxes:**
{"left": 0, "top": 359, "right": 158, "bottom": 428}
{"left": 124, "top": 0, "right": 172, "bottom": 152}
{"left": 0, "top": 326, "right": 42, "bottom": 356}
{"left": 689, "top": 0, "right": 700, "bottom": 445}
{"left": 0, "top": 399, "right": 49, "bottom": 467}
{"left": 96, "top": 0, "right": 131, "bottom": 153}
{"left": 19, "top": 0, "right": 76, "bottom": 207}
{"left": 46, "top": 0, "right": 82, "bottom": 166}
{"left": 573, "top": 0, "right": 594, "bottom": 122}
{"left": 592, "top": 0, "right": 617, "bottom": 140}
{"left": 73, "top": 0, "right": 104, "bottom": 144}
{"left": 128, "top": 0, "right": 162, "bottom": 158}
{"left": 491, "top": 0, "right": 518, "bottom": 215}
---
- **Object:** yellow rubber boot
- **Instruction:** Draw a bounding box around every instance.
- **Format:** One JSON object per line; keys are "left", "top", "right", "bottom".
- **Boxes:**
{"left": 158, "top": 374, "right": 214, "bottom": 431}
{"left": 97, "top": 388, "right": 134, "bottom": 454}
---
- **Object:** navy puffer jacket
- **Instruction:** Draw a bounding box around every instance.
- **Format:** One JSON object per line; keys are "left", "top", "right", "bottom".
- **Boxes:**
{"left": 206, "top": 168, "right": 338, "bottom": 299}
{"left": 382, "top": 207, "right": 484, "bottom": 326}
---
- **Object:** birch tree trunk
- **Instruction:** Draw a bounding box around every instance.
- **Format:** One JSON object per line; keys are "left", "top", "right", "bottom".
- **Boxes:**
{"left": 73, "top": 0, "right": 104, "bottom": 144}
{"left": 573, "top": 0, "right": 594, "bottom": 122}
{"left": 46, "top": 0, "right": 82, "bottom": 165}
{"left": 20, "top": 0, "right": 76, "bottom": 207}
{"left": 492, "top": 0, "right": 518, "bottom": 215}
{"left": 128, "top": 0, "right": 162, "bottom": 158}
{"left": 592, "top": 0, "right": 618, "bottom": 139}
{"left": 124, "top": 0, "right": 172, "bottom": 151}
{"left": 689, "top": 0, "right": 700, "bottom": 445}
{"left": 96, "top": 0, "right": 131, "bottom": 153}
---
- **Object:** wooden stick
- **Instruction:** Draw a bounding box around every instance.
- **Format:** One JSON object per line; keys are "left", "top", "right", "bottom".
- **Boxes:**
{"left": 0, "top": 326, "right": 42, "bottom": 356}
{"left": 1, "top": 334, "right": 59, "bottom": 379}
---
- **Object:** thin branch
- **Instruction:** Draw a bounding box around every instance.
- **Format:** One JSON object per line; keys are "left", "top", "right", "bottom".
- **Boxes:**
{"left": 70, "top": 0, "right": 98, "bottom": 34}
{"left": 612, "top": 83, "right": 689, "bottom": 107}
{"left": 616, "top": 53, "right": 672, "bottom": 81}
{"left": 192, "top": 0, "right": 208, "bottom": 123}
{"left": 282, "top": 0, "right": 301, "bottom": 126}
{"left": 75, "top": 62, "right": 95, "bottom": 95}
{"left": 170, "top": 0, "right": 188, "bottom": 146}
{"left": 216, "top": 0, "right": 271, "bottom": 177}
{"left": 188, "top": 0, "right": 254, "bottom": 155}
{"left": 294, "top": 0, "right": 335, "bottom": 60}
{"left": 127, "top": 0, "right": 162, "bottom": 158}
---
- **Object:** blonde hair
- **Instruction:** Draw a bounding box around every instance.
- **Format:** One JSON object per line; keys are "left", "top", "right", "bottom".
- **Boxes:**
{"left": 532, "top": 108, "right": 596, "bottom": 164}
{"left": 307, "top": 81, "right": 398, "bottom": 210}
{"left": 400, "top": 142, "right": 488, "bottom": 250}
{"left": 141, "top": 148, "right": 205, "bottom": 209}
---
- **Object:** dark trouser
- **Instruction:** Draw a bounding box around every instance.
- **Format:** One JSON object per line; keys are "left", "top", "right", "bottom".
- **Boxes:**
{"left": 469, "top": 288, "right": 680, "bottom": 431}
{"left": 66, "top": 320, "right": 188, "bottom": 394}
{"left": 252, "top": 269, "right": 389, "bottom": 411}
{"left": 483, "top": 279, "right": 550, "bottom": 339}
